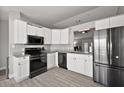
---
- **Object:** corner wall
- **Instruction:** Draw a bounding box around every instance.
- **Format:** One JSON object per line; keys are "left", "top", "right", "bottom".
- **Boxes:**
{"left": 0, "top": 20, "right": 9, "bottom": 70}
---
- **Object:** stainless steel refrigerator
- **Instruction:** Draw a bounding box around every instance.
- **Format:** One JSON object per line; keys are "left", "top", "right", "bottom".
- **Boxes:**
{"left": 93, "top": 27, "right": 124, "bottom": 87}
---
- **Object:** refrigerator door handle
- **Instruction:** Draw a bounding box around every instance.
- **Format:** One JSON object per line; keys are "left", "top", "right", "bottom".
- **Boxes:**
{"left": 107, "top": 29, "right": 110, "bottom": 65}
{"left": 110, "top": 29, "right": 112, "bottom": 65}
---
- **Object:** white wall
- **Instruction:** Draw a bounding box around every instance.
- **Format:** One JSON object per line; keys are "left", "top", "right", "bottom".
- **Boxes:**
{"left": 9, "top": 12, "right": 20, "bottom": 77}
{"left": 0, "top": 20, "right": 9, "bottom": 70}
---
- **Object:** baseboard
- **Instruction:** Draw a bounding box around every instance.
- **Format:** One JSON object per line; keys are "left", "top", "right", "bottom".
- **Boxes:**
{"left": 0, "top": 67, "right": 6, "bottom": 70}
{"left": 15, "top": 76, "right": 29, "bottom": 82}
{"left": 9, "top": 74, "right": 14, "bottom": 79}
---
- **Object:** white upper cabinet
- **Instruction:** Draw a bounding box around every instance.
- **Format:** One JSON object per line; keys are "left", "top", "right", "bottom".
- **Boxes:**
{"left": 95, "top": 14, "right": 124, "bottom": 30}
{"left": 60, "top": 28, "right": 70, "bottom": 44}
{"left": 35, "top": 27, "right": 44, "bottom": 36}
{"left": 51, "top": 29, "right": 61, "bottom": 44}
{"left": 95, "top": 18, "right": 110, "bottom": 30}
{"left": 110, "top": 15, "right": 124, "bottom": 28}
{"left": 14, "top": 20, "right": 27, "bottom": 44}
{"left": 27, "top": 25, "right": 36, "bottom": 35}
{"left": 71, "top": 21, "right": 95, "bottom": 31}
{"left": 44, "top": 28, "right": 52, "bottom": 44}
{"left": 51, "top": 28, "right": 70, "bottom": 44}
{"left": 27, "top": 25, "right": 44, "bottom": 36}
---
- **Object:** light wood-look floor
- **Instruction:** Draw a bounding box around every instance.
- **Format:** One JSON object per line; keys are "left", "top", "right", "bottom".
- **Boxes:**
{"left": 0, "top": 67, "right": 103, "bottom": 87}
{"left": 0, "top": 70, "right": 6, "bottom": 81}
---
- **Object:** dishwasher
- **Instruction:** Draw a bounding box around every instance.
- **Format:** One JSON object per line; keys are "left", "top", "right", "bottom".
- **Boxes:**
{"left": 58, "top": 53, "right": 67, "bottom": 69}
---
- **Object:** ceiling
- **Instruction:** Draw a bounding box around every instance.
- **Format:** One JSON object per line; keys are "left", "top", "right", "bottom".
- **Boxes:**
{"left": 0, "top": 6, "right": 124, "bottom": 28}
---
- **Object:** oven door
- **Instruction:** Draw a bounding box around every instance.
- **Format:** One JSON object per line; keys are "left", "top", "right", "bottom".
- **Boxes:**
{"left": 30, "top": 56, "right": 47, "bottom": 72}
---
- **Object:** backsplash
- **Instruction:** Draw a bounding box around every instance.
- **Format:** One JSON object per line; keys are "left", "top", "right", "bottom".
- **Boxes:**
{"left": 12, "top": 44, "right": 73, "bottom": 55}
{"left": 12, "top": 44, "right": 51, "bottom": 55}
{"left": 50, "top": 44, "right": 74, "bottom": 51}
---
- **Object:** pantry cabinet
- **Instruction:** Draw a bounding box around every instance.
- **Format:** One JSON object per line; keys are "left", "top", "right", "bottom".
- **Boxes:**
{"left": 13, "top": 56, "right": 30, "bottom": 82}
{"left": 67, "top": 53, "right": 93, "bottom": 77}
{"left": 14, "top": 20, "right": 27, "bottom": 44}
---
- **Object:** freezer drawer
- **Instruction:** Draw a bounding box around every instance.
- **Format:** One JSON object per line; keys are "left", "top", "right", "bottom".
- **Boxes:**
{"left": 93, "top": 63, "right": 109, "bottom": 86}
{"left": 94, "top": 63, "right": 124, "bottom": 87}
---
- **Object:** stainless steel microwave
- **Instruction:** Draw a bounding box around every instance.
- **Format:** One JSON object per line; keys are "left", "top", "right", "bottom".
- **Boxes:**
{"left": 27, "top": 35, "right": 44, "bottom": 45}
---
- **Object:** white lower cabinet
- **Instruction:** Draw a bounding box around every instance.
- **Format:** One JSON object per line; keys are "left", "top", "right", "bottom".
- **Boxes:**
{"left": 67, "top": 53, "right": 93, "bottom": 77}
{"left": 47, "top": 53, "right": 56, "bottom": 69}
{"left": 13, "top": 56, "right": 30, "bottom": 82}
{"left": 83, "top": 55, "right": 93, "bottom": 77}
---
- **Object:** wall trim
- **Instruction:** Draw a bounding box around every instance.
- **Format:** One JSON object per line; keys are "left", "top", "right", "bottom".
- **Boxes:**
{"left": 0, "top": 67, "right": 6, "bottom": 70}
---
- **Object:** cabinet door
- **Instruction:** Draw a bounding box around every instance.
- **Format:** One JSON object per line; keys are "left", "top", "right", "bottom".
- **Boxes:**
{"left": 27, "top": 25, "right": 36, "bottom": 35}
{"left": 85, "top": 55, "right": 93, "bottom": 77}
{"left": 36, "top": 27, "right": 44, "bottom": 36}
{"left": 67, "top": 54, "right": 75, "bottom": 71}
{"left": 52, "top": 29, "right": 61, "bottom": 44}
{"left": 15, "top": 61, "right": 22, "bottom": 80}
{"left": 21, "top": 57, "right": 29, "bottom": 78}
{"left": 110, "top": 15, "right": 124, "bottom": 28}
{"left": 13, "top": 57, "right": 22, "bottom": 81}
{"left": 14, "top": 20, "right": 27, "bottom": 44}
{"left": 95, "top": 18, "right": 110, "bottom": 30}
{"left": 44, "top": 28, "right": 52, "bottom": 44}
{"left": 73, "top": 54, "right": 83, "bottom": 74}
{"left": 60, "top": 28, "right": 69, "bottom": 44}
{"left": 82, "top": 56, "right": 87, "bottom": 75}
{"left": 47, "top": 53, "right": 56, "bottom": 69}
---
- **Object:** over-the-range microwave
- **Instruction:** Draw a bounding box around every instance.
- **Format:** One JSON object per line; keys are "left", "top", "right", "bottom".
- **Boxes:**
{"left": 27, "top": 35, "right": 44, "bottom": 45}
